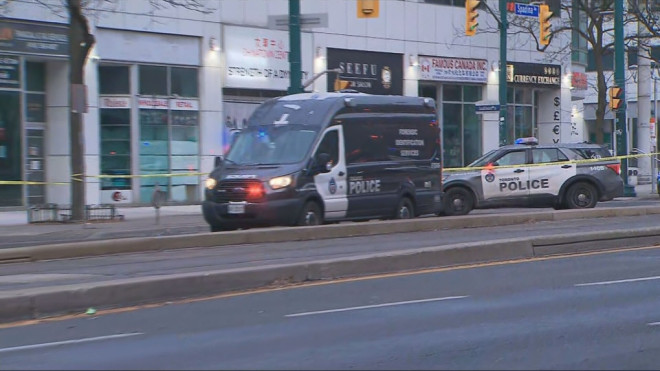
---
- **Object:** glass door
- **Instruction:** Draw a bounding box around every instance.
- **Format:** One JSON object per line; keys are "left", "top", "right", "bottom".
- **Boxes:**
{"left": 0, "top": 91, "right": 22, "bottom": 206}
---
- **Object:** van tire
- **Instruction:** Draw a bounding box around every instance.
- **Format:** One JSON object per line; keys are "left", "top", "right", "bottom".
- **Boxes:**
{"left": 564, "top": 182, "right": 598, "bottom": 209}
{"left": 443, "top": 187, "right": 474, "bottom": 216}
{"left": 395, "top": 197, "right": 414, "bottom": 219}
{"left": 298, "top": 201, "right": 323, "bottom": 226}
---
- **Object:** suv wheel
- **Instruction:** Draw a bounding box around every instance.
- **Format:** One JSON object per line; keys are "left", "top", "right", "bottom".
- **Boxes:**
{"left": 565, "top": 182, "right": 598, "bottom": 209}
{"left": 443, "top": 187, "right": 474, "bottom": 216}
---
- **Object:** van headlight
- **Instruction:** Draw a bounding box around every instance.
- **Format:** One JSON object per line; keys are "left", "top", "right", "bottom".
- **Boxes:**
{"left": 269, "top": 175, "right": 293, "bottom": 190}
{"left": 205, "top": 178, "right": 217, "bottom": 190}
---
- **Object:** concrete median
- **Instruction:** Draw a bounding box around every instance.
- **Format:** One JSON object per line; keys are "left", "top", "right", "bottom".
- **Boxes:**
{"left": 2, "top": 206, "right": 660, "bottom": 264}
{"left": 1, "top": 225, "right": 660, "bottom": 323}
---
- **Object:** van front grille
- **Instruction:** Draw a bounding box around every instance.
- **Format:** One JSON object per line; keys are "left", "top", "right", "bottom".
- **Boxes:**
{"left": 213, "top": 179, "right": 262, "bottom": 202}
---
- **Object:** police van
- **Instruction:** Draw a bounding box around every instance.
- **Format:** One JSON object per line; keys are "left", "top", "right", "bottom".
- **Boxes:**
{"left": 442, "top": 137, "right": 624, "bottom": 216}
{"left": 202, "top": 92, "right": 443, "bottom": 231}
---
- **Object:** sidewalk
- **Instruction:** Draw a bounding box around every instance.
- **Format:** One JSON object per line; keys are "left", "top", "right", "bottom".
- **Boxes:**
{"left": 0, "top": 183, "right": 657, "bottom": 249}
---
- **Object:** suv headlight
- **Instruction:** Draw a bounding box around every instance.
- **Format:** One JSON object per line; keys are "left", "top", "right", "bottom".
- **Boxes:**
{"left": 269, "top": 175, "right": 293, "bottom": 190}
{"left": 205, "top": 178, "right": 217, "bottom": 190}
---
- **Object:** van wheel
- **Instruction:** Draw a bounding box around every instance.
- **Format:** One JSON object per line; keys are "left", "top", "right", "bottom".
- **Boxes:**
{"left": 395, "top": 197, "right": 414, "bottom": 219}
{"left": 298, "top": 201, "right": 323, "bottom": 226}
{"left": 565, "top": 182, "right": 598, "bottom": 209}
{"left": 443, "top": 187, "right": 474, "bottom": 216}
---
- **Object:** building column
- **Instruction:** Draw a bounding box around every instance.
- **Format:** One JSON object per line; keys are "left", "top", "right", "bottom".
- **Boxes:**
{"left": 198, "top": 24, "right": 224, "bottom": 199}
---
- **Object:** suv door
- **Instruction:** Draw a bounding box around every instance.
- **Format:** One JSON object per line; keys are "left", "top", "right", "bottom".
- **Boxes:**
{"left": 481, "top": 149, "right": 530, "bottom": 203}
{"left": 528, "top": 148, "right": 575, "bottom": 201}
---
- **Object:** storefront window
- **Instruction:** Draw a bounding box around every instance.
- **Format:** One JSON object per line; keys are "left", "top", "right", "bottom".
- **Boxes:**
{"left": 26, "top": 62, "right": 45, "bottom": 92}
{"left": 0, "top": 91, "right": 21, "bottom": 206}
{"left": 170, "top": 110, "right": 199, "bottom": 202}
{"left": 440, "top": 84, "right": 482, "bottom": 167}
{"left": 139, "top": 108, "right": 170, "bottom": 202}
{"left": 506, "top": 86, "right": 536, "bottom": 141}
{"left": 99, "top": 65, "right": 132, "bottom": 193}
{"left": 26, "top": 62, "right": 46, "bottom": 123}
{"left": 139, "top": 65, "right": 167, "bottom": 96}
{"left": 99, "top": 66, "right": 129, "bottom": 95}
{"left": 137, "top": 64, "right": 200, "bottom": 203}
{"left": 171, "top": 67, "right": 198, "bottom": 97}
{"left": 26, "top": 129, "right": 45, "bottom": 205}
{"left": 100, "top": 108, "right": 131, "bottom": 190}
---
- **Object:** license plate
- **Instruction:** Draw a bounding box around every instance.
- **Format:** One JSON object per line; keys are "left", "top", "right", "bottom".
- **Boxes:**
{"left": 228, "top": 203, "right": 245, "bottom": 214}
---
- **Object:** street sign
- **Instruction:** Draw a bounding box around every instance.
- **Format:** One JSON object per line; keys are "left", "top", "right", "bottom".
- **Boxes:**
{"left": 514, "top": 3, "right": 539, "bottom": 17}
{"left": 268, "top": 13, "right": 328, "bottom": 30}
{"left": 475, "top": 100, "right": 500, "bottom": 113}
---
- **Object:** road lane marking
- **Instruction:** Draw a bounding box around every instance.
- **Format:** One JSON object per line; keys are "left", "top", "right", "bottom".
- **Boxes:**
{"left": 575, "top": 275, "right": 660, "bottom": 287}
{"left": 648, "top": 322, "right": 660, "bottom": 326}
{"left": 0, "top": 333, "right": 143, "bottom": 353}
{"left": 285, "top": 296, "right": 468, "bottom": 317}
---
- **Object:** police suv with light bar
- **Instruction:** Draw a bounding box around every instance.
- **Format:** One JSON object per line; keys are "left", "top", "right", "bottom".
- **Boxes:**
{"left": 441, "top": 137, "right": 624, "bottom": 216}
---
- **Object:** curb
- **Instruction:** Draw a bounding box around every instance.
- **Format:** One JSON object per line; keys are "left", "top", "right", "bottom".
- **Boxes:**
{"left": 2, "top": 206, "right": 660, "bottom": 264}
{"left": 1, "top": 226, "right": 659, "bottom": 323}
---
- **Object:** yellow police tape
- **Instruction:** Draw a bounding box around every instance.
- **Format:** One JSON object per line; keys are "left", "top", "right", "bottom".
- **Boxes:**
{"left": 0, "top": 152, "right": 658, "bottom": 186}
{"left": 443, "top": 151, "right": 660, "bottom": 172}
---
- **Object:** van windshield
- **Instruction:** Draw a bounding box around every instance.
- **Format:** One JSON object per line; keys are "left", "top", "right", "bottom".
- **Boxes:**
{"left": 226, "top": 125, "right": 319, "bottom": 165}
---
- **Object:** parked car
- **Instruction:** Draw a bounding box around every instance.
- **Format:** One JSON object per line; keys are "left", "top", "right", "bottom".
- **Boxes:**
{"left": 442, "top": 137, "right": 624, "bottom": 216}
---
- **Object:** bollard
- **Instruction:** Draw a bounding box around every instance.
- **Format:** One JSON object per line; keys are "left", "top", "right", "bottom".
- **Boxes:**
{"left": 151, "top": 184, "right": 167, "bottom": 225}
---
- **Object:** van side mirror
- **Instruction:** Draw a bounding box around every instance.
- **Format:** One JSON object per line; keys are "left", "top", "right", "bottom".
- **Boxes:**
{"left": 214, "top": 156, "right": 223, "bottom": 168}
{"left": 312, "top": 153, "right": 332, "bottom": 174}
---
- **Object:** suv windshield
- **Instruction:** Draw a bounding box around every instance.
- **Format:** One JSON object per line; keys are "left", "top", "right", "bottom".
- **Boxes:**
{"left": 226, "top": 125, "right": 319, "bottom": 165}
{"left": 468, "top": 149, "right": 499, "bottom": 167}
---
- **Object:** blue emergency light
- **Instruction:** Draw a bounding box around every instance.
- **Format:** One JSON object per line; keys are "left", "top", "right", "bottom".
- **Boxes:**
{"left": 515, "top": 137, "right": 539, "bottom": 145}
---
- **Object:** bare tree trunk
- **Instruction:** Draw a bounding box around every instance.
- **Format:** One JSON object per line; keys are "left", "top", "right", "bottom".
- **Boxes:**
{"left": 67, "top": 0, "right": 94, "bottom": 221}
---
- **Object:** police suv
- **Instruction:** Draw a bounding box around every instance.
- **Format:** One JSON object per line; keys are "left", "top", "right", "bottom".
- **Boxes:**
{"left": 442, "top": 137, "right": 624, "bottom": 216}
{"left": 202, "top": 92, "right": 443, "bottom": 231}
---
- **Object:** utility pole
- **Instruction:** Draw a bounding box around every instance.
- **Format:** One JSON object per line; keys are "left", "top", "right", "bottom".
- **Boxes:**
{"left": 615, "top": 0, "right": 636, "bottom": 196}
{"left": 498, "top": 0, "right": 508, "bottom": 146}
{"left": 637, "top": 13, "right": 652, "bottom": 186}
{"left": 287, "top": 0, "right": 303, "bottom": 95}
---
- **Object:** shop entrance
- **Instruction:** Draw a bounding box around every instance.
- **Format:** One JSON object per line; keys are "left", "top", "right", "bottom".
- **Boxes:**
{"left": 0, "top": 90, "right": 21, "bottom": 206}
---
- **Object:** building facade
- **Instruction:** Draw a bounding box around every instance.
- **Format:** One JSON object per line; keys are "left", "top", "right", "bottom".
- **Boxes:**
{"left": 0, "top": 0, "right": 574, "bottom": 208}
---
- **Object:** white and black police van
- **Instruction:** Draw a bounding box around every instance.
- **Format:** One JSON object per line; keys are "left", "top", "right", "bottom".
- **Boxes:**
{"left": 202, "top": 92, "right": 443, "bottom": 231}
{"left": 442, "top": 137, "right": 624, "bottom": 216}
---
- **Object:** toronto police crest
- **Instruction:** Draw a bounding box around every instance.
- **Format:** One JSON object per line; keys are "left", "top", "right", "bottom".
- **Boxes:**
{"left": 485, "top": 173, "right": 495, "bottom": 183}
{"left": 329, "top": 177, "right": 337, "bottom": 194}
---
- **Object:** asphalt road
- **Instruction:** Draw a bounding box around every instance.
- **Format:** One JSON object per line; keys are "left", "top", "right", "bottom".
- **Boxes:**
{"left": 2, "top": 245, "right": 660, "bottom": 370}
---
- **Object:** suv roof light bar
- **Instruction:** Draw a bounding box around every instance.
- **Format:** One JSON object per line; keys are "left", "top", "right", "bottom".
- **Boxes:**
{"left": 514, "top": 137, "right": 539, "bottom": 145}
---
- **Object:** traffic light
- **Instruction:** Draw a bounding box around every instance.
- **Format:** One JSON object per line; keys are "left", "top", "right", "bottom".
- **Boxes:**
{"left": 609, "top": 86, "right": 622, "bottom": 111}
{"left": 465, "top": 0, "right": 480, "bottom": 36}
{"left": 357, "top": 0, "right": 379, "bottom": 18}
{"left": 334, "top": 78, "right": 350, "bottom": 91}
{"left": 539, "top": 4, "right": 553, "bottom": 46}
